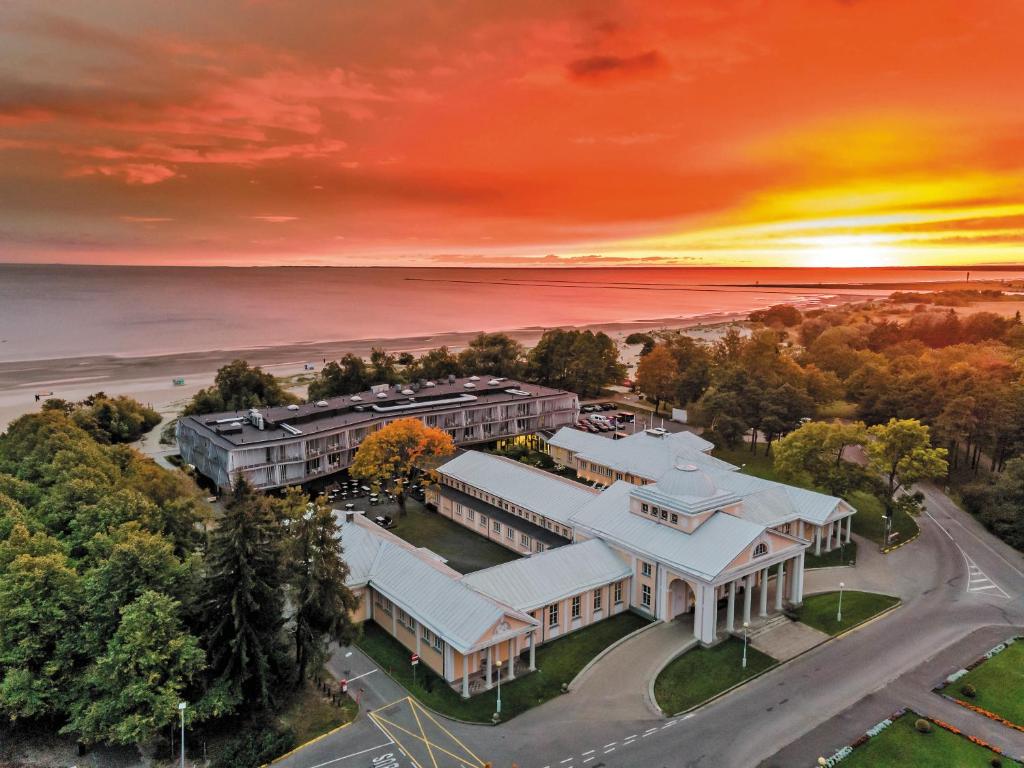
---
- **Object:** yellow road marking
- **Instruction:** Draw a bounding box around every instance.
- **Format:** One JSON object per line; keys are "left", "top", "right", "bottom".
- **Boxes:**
{"left": 408, "top": 696, "right": 440, "bottom": 768}
{"left": 371, "top": 712, "right": 478, "bottom": 767}
{"left": 368, "top": 709, "right": 424, "bottom": 768}
{"left": 410, "top": 700, "right": 486, "bottom": 768}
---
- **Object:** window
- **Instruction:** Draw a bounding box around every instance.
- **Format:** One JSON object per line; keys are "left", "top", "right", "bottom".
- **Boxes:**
{"left": 455, "top": 504, "right": 463, "bottom": 517}
{"left": 521, "top": 533, "right": 529, "bottom": 546}
{"left": 593, "top": 589, "right": 602, "bottom": 612}
{"left": 433, "top": 633, "right": 442, "bottom": 650}
{"left": 506, "top": 526, "right": 514, "bottom": 540}
{"left": 660, "top": 510, "right": 668, "bottom": 520}
{"left": 421, "top": 625, "right": 430, "bottom": 641}
{"left": 548, "top": 603, "right": 559, "bottom": 627}
{"left": 480, "top": 515, "right": 487, "bottom": 528}
{"left": 641, "top": 503, "right": 649, "bottom": 513}
{"left": 753, "top": 542, "right": 768, "bottom": 557}
{"left": 571, "top": 595, "right": 581, "bottom": 619}
{"left": 671, "top": 513, "right": 679, "bottom": 525}
{"left": 641, "top": 584, "right": 651, "bottom": 607}
{"left": 467, "top": 509, "right": 475, "bottom": 522}
{"left": 493, "top": 521, "right": 501, "bottom": 533}
{"left": 614, "top": 581, "right": 623, "bottom": 604}
{"left": 641, "top": 561, "right": 652, "bottom": 577}
{"left": 650, "top": 506, "right": 659, "bottom": 517}
{"left": 535, "top": 542, "right": 545, "bottom": 553}
{"left": 780, "top": 523, "right": 791, "bottom": 534}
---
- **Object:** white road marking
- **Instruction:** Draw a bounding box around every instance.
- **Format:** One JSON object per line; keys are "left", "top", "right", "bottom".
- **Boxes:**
{"left": 560, "top": 759, "right": 573, "bottom": 764}
{"left": 345, "top": 669, "right": 378, "bottom": 683}
{"left": 603, "top": 742, "right": 617, "bottom": 749}
{"left": 303, "top": 742, "right": 395, "bottom": 768}
{"left": 583, "top": 758, "right": 594, "bottom": 764}
{"left": 581, "top": 750, "right": 594, "bottom": 756}
{"left": 344, "top": 651, "right": 353, "bottom": 658}
{"left": 923, "top": 508, "right": 1011, "bottom": 599}
{"left": 604, "top": 747, "right": 615, "bottom": 754}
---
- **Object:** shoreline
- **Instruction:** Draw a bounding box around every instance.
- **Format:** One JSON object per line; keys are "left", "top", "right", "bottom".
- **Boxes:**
{"left": 0, "top": 294, "right": 871, "bottom": 432}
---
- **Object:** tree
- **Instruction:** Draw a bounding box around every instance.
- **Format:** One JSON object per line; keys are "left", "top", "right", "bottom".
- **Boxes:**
{"left": 307, "top": 354, "right": 369, "bottom": 399}
{"left": 526, "top": 329, "right": 625, "bottom": 397}
{"left": 350, "top": 418, "right": 455, "bottom": 512}
{"left": 961, "top": 457, "right": 1024, "bottom": 550}
{"left": 865, "top": 418, "right": 948, "bottom": 502}
{"left": 749, "top": 304, "right": 803, "bottom": 327}
{"left": 407, "top": 346, "right": 463, "bottom": 381}
{"left": 635, "top": 344, "right": 677, "bottom": 413}
{"left": 662, "top": 335, "right": 712, "bottom": 404}
{"left": 203, "top": 479, "right": 289, "bottom": 711}
{"left": 458, "top": 333, "right": 524, "bottom": 378}
{"left": 625, "top": 332, "right": 657, "bottom": 356}
{"left": 282, "top": 491, "right": 359, "bottom": 684}
{"left": 62, "top": 591, "right": 205, "bottom": 746}
{"left": 773, "top": 420, "right": 869, "bottom": 495}
{"left": 41, "top": 394, "right": 161, "bottom": 444}
{"left": 184, "top": 360, "right": 297, "bottom": 415}
{"left": 369, "top": 347, "right": 401, "bottom": 384}
{"left": 0, "top": 552, "right": 83, "bottom": 722}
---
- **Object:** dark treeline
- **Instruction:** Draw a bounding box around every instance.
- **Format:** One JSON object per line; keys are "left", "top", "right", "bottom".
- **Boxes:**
{"left": 0, "top": 405, "right": 356, "bottom": 764}
{"left": 307, "top": 328, "right": 624, "bottom": 401}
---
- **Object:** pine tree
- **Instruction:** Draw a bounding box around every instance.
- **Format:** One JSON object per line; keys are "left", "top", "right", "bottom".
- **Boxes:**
{"left": 285, "top": 491, "right": 359, "bottom": 684}
{"left": 203, "top": 479, "right": 287, "bottom": 711}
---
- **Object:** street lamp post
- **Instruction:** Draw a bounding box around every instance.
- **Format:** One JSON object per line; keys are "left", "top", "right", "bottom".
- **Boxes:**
{"left": 837, "top": 582, "right": 845, "bottom": 624}
{"left": 742, "top": 621, "right": 750, "bottom": 670}
{"left": 177, "top": 702, "right": 186, "bottom": 768}
{"left": 495, "top": 659, "right": 503, "bottom": 715}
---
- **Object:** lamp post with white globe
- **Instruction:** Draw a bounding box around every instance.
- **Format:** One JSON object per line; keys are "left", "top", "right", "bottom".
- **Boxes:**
{"left": 177, "top": 701, "right": 186, "bottom": 768}
{"left": 837, "top": 582, "right": 845, "bottom": 624}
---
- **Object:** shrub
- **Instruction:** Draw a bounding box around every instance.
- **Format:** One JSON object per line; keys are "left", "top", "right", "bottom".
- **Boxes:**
{"left": 990, "top": 758, "right": 1003, "bottom": 768}
{"left": 210, "top": 724, "right": 296, "bottom": 768}
{"left": 961, "top": 683, "right": 977, "bottom": 698}
{"left": 914, "top": 718, "right": 933, "bottom": 734}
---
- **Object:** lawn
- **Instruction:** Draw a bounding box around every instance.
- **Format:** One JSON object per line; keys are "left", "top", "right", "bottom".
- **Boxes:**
{"left": 710, "top": 445, "right": 783, "bottom": 481}
{"left": 277, "top": 677, "right": 357, "bottom": 745}
{"left": 805, "top": 538, "right": 857, "bottom": 569}
{"left": 841, "top": 711, "right": 1021, "bottom": 767}
{"left": 793, "top": 590, "right": 899, "bottom": 636}
{"left": 653, "top": 637, "right": 777, "bottom": 716}
{"left": 357, "top": 612, "right": 650, "bottom": 722}
{"left": 387, "top": 499, "right": 519, "bottom": 574}
{"left": 952, "top": 641, "right": 1024, "bottom": 726}
{"left": 848, "top": 490, "right": 919, "bottom": 547}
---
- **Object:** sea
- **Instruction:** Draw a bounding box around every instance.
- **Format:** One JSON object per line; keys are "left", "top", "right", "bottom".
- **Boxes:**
{"left": 1, "top": 263, "right": 1020, "bottom": 363}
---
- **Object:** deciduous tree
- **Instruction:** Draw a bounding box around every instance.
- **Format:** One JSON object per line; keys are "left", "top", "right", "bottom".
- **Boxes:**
{"left": 866, "top": 418, "right": 948, "bottom": 501}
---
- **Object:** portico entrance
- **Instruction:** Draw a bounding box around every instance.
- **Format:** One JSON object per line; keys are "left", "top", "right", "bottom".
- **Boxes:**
{"left": 668, "top": 578, "right": 690, "bottom": 620}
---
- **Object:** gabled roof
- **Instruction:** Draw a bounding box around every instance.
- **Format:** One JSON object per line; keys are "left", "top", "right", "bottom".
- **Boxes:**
{"left": 569, "top": 481, "right": 768, "bottom": 582}
{"left": 335, "top": 513, "right": 537, "bottom": 653}
{"left": 436, "top": 450, "right": 597, "bottom": 525}
{"left": 462, "top": 539, "right": 631, "bottom": 612}
{"left": 703, "top": 469, "right": 847, "bottom": 526}
{"left": 548, "top": 427, "right": 735, "bottom": 480}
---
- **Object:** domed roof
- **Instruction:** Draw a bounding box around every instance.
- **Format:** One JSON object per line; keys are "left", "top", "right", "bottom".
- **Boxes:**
{"left": 653, "top": 462, "right": 720, "bottom": 500}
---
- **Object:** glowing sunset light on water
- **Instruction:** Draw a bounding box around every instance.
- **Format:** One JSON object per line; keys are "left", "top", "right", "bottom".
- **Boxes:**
{"left": 0, "top": 1, "right": 1022, "bottom": 267}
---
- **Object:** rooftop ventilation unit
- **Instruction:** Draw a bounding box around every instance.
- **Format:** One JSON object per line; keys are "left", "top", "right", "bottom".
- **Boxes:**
{"left": 448, "top": 374, "right": 456, "bottom": 383}
{"left": 505, "top": 388, "right": 531, "bottom": 396}
{"left": 425, "top": 380, "right": 436, "bottom": 387}
{"left": 376, "top": 392, "right": 388, "bottom": 399}
{"left": 350, "top": 395, "right": 362, "bottom": 401}
{"left": 488, "top": 379, "right": 501, "bottom": 385}
{"left": 248, "top": 409, "right": 265, "bottom": 431}
{"left": 464, "top": 382, "right": 476, "bottom": 389}
{"left": 401, "top": 389, "right": 414, "bottom": 395}
{"left": 469, "top": 375, "right": 480, "bottom": 381}
{"left": 646, "top": 428, "right": 668, "bottom": 438}
{"left": 217, "top": 422, "right": 243, "bottom": 435}
{"left": 287, "top": 404, "right": 300, "bottom": 411}
{"left": 281, "top": 423, "right": 303, "bottom": 436}
{"left": 315, "top": 400, "right": 329, "bottom": 407}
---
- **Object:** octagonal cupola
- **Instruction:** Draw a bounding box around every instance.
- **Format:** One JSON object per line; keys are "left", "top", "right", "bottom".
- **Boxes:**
{"left": 630, "top": 460, "right": 742, "bottom": 531}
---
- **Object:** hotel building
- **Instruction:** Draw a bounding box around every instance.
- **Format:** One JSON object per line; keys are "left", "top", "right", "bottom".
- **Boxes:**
{"left": 176, "top": 376, "right": 578, "bottom": 491}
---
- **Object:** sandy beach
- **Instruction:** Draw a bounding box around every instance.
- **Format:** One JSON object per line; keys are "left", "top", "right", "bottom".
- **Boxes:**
{"left": 0, "top": 308, "right": 778, "bottom": 433}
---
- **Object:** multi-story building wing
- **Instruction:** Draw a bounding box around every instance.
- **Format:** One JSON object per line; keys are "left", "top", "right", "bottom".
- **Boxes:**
{"left": 176, "top": 376, "right": 578, "bottom": 490}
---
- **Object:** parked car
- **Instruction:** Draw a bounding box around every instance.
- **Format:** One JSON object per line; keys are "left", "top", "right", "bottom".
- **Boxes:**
{"left": 616, "top": 411, "right": 635, "bottom": 423}
{"left": 588, "top": 413, "right": 611, "bottom": 424}
{"left": 581, "top": 404, "right": 599, "bottom": 413}
{"left": 600, "top": 403, "right": 617, "bottom": 411}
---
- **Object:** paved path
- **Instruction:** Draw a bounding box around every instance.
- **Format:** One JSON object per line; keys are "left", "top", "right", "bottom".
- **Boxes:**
{"left": 750, "top": 620, "right": 828, "bottom": 661}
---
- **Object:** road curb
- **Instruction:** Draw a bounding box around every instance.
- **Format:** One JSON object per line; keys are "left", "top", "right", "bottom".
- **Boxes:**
{"left": 657, "top": 597, "right": 902, "bottom": 718}
{"left": 264, "top": 718, "right": 356, "bottom": 767}
{"left": 567, "top": 617, "right": 662, "bottom": 692}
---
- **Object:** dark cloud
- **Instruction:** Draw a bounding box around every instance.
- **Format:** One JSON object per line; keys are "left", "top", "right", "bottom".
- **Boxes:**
{"left": 567, "top": 50, "right": 668, "bottom": 82}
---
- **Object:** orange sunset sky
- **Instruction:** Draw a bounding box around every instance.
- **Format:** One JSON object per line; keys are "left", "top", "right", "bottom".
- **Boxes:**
{"left": 1, "top": 0, "right": 1022, "bottom": 268}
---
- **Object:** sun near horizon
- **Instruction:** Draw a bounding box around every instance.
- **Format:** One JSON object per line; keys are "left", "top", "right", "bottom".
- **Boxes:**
{"left": 1, "top": 1, "right": 1022, "bottom": 269}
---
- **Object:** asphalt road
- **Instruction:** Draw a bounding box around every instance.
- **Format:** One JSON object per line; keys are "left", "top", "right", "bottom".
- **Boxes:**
{"left": 278, "top": 480, "right": 1024, "bottom": 768}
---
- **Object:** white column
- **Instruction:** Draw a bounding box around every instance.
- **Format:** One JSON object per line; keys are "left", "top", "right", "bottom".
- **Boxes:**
{"left": 692, "top": 581, "right": 704, "bottom": 642}
{"left": 507, "top": 639, "right": 516, "bottom": 680}
{"left": 758, "top": 568, "right": 769, "bottom": 617}
{"left": 726, "top": 580, "right": 736, "bottom": 632}
{"left": 814, "top": 527, "right": 822, "bottom": 556}
{"left": 486, "top": 645, "right": 494, "bottom": 689}
{"left": 742, "top": 574, "right": 753, "bottom": 624}
{"left": 528, "top": 632, "right": 536, "bottom": 671}
{"left": 846, "top": 515, "right": 853, "bottom": 543}
{"left": 695, "top": 584, "right": 717, "bottom": 644}
{"left": 825, "top": 522, "right": 833, "bottom": 552}
{"left": 789, "top": 556, "right": 800, "bottom": 603}
{"left": 792, "top": 553, "right": 805, "bottom": 604}
{"left": 775, "top": 562, "right": 785, "bottom": 610}
{"left": 461, "top": 655, "right": 469, "bottom": 699}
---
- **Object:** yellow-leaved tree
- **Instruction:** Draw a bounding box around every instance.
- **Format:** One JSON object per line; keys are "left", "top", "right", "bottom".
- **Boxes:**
{"left": 350, "top": 417, "right": 455, "bottom": 512}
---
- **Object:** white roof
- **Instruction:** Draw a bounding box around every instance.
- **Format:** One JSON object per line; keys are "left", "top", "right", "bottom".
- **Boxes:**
{"left": 548, "top": 427, "right": 734, "bottom": 480}
{"left": 705, "top": 469, "right": 847, "bottom": 526}
{"left": 462, "top": 539, "right": 631, "bottom": 612}
{"left": 569, "top": 482, "right": 769, "bottom": 582}
{"left": 436, "top": 451, "right": 598, "bottom": 525}
{"left": 335, "top": 513, "right": 536, "bottom": 653}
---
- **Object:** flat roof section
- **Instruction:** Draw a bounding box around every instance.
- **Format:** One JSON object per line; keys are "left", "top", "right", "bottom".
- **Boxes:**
{"left": 438, "top": 486, "right": 570, "bottom": 549}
